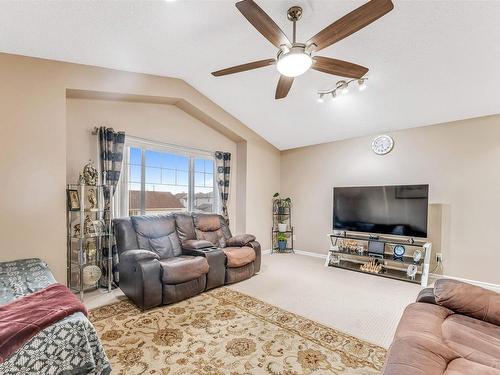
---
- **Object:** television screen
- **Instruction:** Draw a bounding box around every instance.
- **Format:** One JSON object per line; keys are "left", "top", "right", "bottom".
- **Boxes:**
{"left": 332, "top": 185, "right": 429, "bottom": 238}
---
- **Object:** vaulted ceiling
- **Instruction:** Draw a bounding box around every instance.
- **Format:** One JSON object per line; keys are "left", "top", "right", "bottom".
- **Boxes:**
{"left": 1, "top": 0, "right": 499, "bottom": 149}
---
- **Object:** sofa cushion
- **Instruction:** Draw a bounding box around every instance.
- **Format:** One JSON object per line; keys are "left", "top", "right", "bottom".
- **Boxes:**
{"left": 435, "top": 279, "right": 500, "bottom": 326}
{"left": 160, "top": 256, "right": 209, "bottom": 284}
{"left": 226, "top": 234, "right": 256, "bottom": 247}
{"left": 384, "top": 301, "right": 500, "bottom": 375}
{"left": 175, "top": 212, "right": 196, "bottom": 243}
{"left": 131, "top": 214, "right": 181, "bottom": 259}
{"left": 223, "top": 246, "right": 255, "bottom": 268}
{"left": 192, "top": 214, "right": 232, "bottom": 247}
{"left": 442, "top": 314, "right": 500, "bottom": 369}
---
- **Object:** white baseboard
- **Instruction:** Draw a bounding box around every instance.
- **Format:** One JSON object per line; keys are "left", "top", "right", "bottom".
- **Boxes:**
{"left": 262, "top": 249, "right": 500, "bottom": 292}
{"left": 262, "top": 249, "right": 327, "bottom": 258}
{"left": 430, "top": 273, "right": 500, "bottom": 293}
{"left": 294, "top": 250, "right": 328, "bottom": 259}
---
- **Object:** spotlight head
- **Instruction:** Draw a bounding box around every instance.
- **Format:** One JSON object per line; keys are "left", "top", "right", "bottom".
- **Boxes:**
{"left": 358, "top": 78, "right": 368, "bottom": 91}
{"left": 317, "top": 93, "right": 325, "bottom": 103}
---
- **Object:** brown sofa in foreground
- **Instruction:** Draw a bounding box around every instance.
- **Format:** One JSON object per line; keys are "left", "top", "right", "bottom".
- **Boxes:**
{"left": 382, "top": 279, "right": 500, "bottom": 375}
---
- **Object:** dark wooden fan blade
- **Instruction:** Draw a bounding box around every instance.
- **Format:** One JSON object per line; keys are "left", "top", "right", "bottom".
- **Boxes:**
{"left": 236, "top": 0, "right": 290, "bottom": 48}
{"left": 312, "top": 56, "right": 368, "bottom": 79}
{"left": 212, "top": 58, "right": 276, "bottom": 77}
{"left": 275, "top": 75, "right": 294, "bottom": 99}
{"left": 307, "top": 0, "right": 394, "bottom": 52}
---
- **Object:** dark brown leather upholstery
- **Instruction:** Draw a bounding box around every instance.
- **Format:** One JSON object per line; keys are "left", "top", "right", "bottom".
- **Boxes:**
{"left": 160, "top": 256, "right": 209, "bottom": 284}
{"left": 382, "top": 279, "right": 500, "bottom": 375}
{"left": 114, "top": 212, "right": 261, "bottom": 309}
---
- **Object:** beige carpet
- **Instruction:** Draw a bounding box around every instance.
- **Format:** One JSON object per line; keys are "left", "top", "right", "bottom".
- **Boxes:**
{"left": 90, "top": 288, "right": 386, "bottom": 375}
{"left": 228, "top": 254, "right": 421, "bottom": 348}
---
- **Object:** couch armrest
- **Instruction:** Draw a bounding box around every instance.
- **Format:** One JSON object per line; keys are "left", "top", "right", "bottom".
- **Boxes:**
{"left": 182, "top": 239, "right": 215, "bottom": 251}
{"left": 118, "top": 250, "right": 162, "bottom": 310}
{"left": 120, "top": 249, "right": 160, "bottom": 263}
{"left": 226, "top": 234, "right": 256, "bottom": 247}
{"left": 247, "top": 240, "right": 261, "bottom": 273}
{"left": 434, "top": 279, "right": 500, "bottom": 325}
{"left": 416, "top": 288, "right": 436, "bottom": 304}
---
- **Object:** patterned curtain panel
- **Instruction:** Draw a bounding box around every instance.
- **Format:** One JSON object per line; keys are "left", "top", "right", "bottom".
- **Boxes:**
{"left": 215, "top": 151, "right": 231, "bottom": 220}
{"left": 98, "top": 127, "right": 125, "bottom": 287}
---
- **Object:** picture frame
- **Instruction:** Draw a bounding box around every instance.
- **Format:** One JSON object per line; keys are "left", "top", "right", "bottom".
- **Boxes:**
{"left": 67, "top": 189, "right": 80, "bottom": 211}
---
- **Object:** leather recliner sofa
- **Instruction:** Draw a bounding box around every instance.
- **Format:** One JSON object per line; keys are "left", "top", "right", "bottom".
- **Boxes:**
{"left": 113, "top": 212, "right": 261, "bottom": 310}
{"left": 382, "top": 279, "right": 500, "bottom": 375}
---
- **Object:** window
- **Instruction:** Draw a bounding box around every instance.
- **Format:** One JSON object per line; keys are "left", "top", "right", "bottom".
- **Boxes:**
{"left": 119, "top": 139, "right": 218, "bottom": 216}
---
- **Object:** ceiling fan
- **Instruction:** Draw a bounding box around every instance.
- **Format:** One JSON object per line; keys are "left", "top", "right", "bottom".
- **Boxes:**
{"left": 212, "top": 0, "right": 394, "bottom": 99}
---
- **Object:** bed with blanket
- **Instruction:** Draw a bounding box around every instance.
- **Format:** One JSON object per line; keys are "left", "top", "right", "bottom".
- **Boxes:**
{"left": 0, "top": 258, "right": 110, "bottom": 375}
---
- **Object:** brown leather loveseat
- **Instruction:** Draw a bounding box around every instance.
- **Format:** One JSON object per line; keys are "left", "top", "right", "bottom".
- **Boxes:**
{"left": 382, "top": 279, "right": 500, "bottom": 375}
{"left": 113, "top": 212, "right": 261, "bottom": 310}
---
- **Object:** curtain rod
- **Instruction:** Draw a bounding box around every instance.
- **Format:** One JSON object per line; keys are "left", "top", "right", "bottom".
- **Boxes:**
{"left": 91, "top": 127, "right": 215, "bottom": 156}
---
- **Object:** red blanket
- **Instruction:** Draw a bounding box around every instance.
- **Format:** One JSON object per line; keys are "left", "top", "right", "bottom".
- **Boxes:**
{"left": 0, "top": 283, "right": 87, "bottom": 362}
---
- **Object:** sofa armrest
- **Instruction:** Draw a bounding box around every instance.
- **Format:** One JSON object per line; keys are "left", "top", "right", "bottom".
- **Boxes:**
{"left": 120, "top": 249, "right": 160, "bottom": 263}
{"left": 226, "top": 234, "right": 256, "bottom": 247}
{"left": 416, "top": 288, "right": 436, "bottom": 304}
{"left": 182, "top": 239, "right": 215, "bottom": 251}
{"left": 118, "top": 251, "right": 162, "bottom": 310}
{"left": 247, "top": 240, "right": 261, "bottom": 273}
{"left": 434, "top": 279, "right": 500, "bottom": 325}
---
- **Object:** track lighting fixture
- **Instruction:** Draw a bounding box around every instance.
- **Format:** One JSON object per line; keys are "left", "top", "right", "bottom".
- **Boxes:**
{"left": 317, "top": 78, "right": 368, "bottom": 103}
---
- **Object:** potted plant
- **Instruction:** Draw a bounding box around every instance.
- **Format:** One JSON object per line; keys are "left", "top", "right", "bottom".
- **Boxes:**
{"left": 277, "top": 232, "right": 287, "bottom": 251}
{"left": 278, "top": 221, "right": 287, "bottom": 232}
{"left": 273, "top": 193, "right": 291, "bottom": 215}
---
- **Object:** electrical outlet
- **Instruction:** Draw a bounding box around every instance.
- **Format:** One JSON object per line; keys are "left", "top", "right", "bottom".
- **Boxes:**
{"left": 436, "top": 253, "right": 443, "bottom": 262}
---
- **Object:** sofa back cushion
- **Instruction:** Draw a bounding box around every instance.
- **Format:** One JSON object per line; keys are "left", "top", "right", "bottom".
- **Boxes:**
{"left": 175, "top": 212, "right": 197, "bottom": 243}
{"left": 193, "top": 214, "right": 231, "bottom": 247}
{"left": 130, "top": 214, "right": 181, "bottom": 259}
{"left": 113, "top": 217, "right": 140, "bottom": 254}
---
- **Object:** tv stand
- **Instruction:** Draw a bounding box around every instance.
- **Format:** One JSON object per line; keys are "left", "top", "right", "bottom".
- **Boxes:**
{"left": 325, "top": 233, "right": 431, "bottom": 287}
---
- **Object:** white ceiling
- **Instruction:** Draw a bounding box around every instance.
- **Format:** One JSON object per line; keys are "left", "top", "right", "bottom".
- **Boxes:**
{"left": 1, "top": 0, "right": 499, "bottom": 150}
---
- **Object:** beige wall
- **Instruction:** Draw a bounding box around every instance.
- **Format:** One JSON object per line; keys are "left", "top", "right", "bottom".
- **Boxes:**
{"left": 0, "top": 53, "right": 280, "bottom": 283}
{"left": 281, "top": 115, "right": 500, "bottom": 284}
{"left": 66, "top": 98, "right": 237, "bottom": 228}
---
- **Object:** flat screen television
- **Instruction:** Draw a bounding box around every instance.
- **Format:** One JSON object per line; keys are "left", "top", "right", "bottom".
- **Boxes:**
{"left": 332, "top": 184, "right": 429, "bottom": 238}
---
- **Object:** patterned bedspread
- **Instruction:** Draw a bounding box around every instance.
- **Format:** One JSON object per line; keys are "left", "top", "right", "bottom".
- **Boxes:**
{"left": 0, "top": 258, "right": 111, "bottom": 375}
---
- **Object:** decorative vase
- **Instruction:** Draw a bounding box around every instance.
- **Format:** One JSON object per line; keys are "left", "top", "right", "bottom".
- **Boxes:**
{"left": 278, "top": 240, "right": 287, "bottom": 251}
{"left": 278, "top": 223, "right": 287, "bottom": 232}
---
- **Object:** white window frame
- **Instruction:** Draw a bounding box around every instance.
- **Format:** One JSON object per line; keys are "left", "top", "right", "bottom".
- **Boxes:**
{"left": 118, "top": 136, "right": 219, "bottom": 216}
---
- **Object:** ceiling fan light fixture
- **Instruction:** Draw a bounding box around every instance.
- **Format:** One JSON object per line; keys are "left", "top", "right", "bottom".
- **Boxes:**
{"left": 276, "top": 45, "right": 312, "bottom": 78}
{"left": 358, "top": 78, "right": 368, "bottom": 91}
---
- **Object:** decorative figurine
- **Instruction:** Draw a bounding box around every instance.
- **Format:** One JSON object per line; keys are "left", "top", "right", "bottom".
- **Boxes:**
{"left": 360, "top": 259, "right": 383, "bottom": 274}
{"left": 73, "top": 223, "right": 81, "bottom": 237}
{"left": 84, "top": 215, "right": 94, "bottom": 235}
{"left": 82, "top": 160, "right": 98, "bottom": 186}
{"left": 407, "top": 264, "right": 418, "bottom": 280}
{"left": 87, "top": 188, "right": 97, "bottom": 210}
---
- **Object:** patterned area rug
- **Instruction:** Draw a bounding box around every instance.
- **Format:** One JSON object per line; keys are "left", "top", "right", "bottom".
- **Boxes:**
{"left": 89, "top": 288, "right": 386, "bottom": 374}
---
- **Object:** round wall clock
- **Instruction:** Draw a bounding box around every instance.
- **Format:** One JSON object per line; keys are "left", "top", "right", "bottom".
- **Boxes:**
{"left": 393, "top": 245, "right": 406, "bottom": 258}
{"left": 371, "top": 135, "right": 394, "bottom": 155}
{"left": 82, "top": 265, "right": 102, "bottom": 285}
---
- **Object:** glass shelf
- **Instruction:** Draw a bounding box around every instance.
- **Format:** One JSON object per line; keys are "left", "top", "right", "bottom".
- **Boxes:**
{"left": 331, "top": 259, "right": 421, "bottom": 284}
{"left": 329, "top": 233, "right": 427, "bottom": 247}
{"left": 68, "top": 233, "right": 111, "bottom": 239}
{"left": 330, "top": 248, "right": 423, "bottom": 266}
